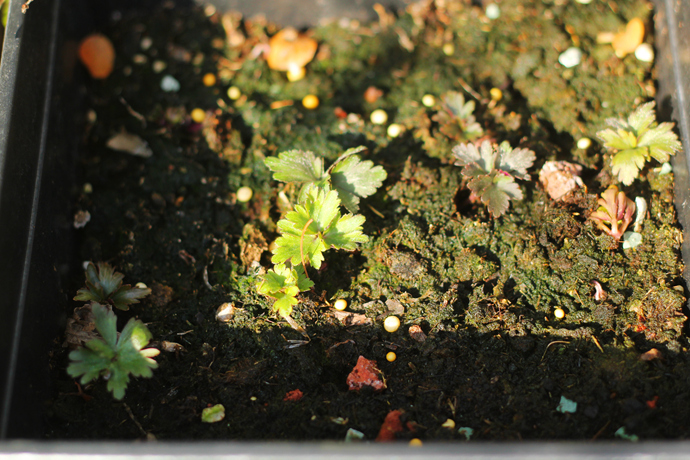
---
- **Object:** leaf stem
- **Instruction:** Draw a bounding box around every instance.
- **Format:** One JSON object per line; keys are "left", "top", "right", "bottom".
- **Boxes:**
{"left": 300, "top": 218, "right": 313, "bottom": 278}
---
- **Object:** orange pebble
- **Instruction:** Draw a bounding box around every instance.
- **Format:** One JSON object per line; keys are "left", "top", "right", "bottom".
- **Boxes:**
{"left": 78, "top": 33, "right": 115, "bottom": 79}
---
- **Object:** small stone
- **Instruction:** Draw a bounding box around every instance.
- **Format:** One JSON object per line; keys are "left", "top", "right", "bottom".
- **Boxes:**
{"left": 73, "top": 210, "right": 91, "bottom": 229}
{"left": 161, "top": 74, "right": 180, "bottom": 92}
{"left": 613, "top": 18, "right": 645, "bottom": 58}
{"left": 201, "top": 404, "right": 225, "bottom": 423}
{"left": 140, "top": 37, "right": 153, "bottom": 50}
{"left": 640, "top": 348, "right": 662, "bottom": 361}
{"left": 160, "top": 341, "right": 185, "bottom": 352}
{"left": 334, "top": 310, "right": 372, "bottom": 326}
{"left": 346, "top": 356, "right": 386, "bottom": 391}
{"left": 132, "top": 54, "right": 147, "bottom": 65}
{"left": 283, "top": 389, "right": 304, "bottom": 401}
{"left": 152, "top": 60, "right": 167, "bottom": 73}
{"left": 538, "top": 161, "right": 583, "bottom": 201}
{"left": 216, "top": 302, "right": 235, "bottom": 322}
{"left": 375, "top": 410, "right": 403, "bottom": 441}
{"left": 558, "top": 47, "right": 582, "bottom": 68}
{"left": 364, "top": 86, "right": 383, "bottom": 103}
{"left": 408, "top": 325, "right": 427, "bottom": 342}
{"left": 333, "top": 299, "right": 347, "bottom": 311}
{"left": 106, "top": 132, "right": 153, "bottom": 157}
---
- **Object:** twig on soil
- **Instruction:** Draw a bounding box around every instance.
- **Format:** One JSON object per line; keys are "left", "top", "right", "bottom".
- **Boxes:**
{"left": 591, "top": 336, "right": 604, "bottom": 353}
{"left": 591, "top": 420, "right": 611, "bottom": 440}
{"left": 119, "top": 97, "right": 147, "bottom": 128}
{"left": 203, "top": 265, "right": 215, "bottom": 290}
{"left": 123, "top": 402, "right": 154, "bottom": 440}
{"left": 540, "top": 341, "right": 570, "bottom": 362}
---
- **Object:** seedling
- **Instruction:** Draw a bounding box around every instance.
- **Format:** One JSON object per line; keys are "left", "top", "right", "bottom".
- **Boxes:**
{"left": 433, "top": 91, "right": 483, "bottom": 141}
{"left": 597, "top": 101, "right": 681, "bottom": 185}
{"left": 67, "top": 303, "right": 159, "bottom": 400}
{"left": 589, "top": 185, "right": 636, "bottom": 240}
{"left": 453, "top": 140, "right": 536, "bottom": 217}
{"left": 258, "top": 147, "right": 386, "bottom": 318}
{"left": 74, "top": 262, "right": 151, "bottom": 311}
{"left": 257, "top": 263, "right": 314, "bottom": 318}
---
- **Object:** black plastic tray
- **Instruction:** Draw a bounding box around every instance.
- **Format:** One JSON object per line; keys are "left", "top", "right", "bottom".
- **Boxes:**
{"left": 0, "top": 0, "right": 689, "bottom": 456}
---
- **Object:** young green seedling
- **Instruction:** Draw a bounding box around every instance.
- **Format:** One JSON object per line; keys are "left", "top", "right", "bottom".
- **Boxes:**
{"left": 258, "top": 147, "right": 386, "bottom": 318}
{"left": 453, "top": 140, "right": 536, "bottom": 217}
{"left": 597, "top": 101, "right": 681, "bottom": 185}
{"left": 67, "top": 303, "right": 159, "bottom": 400}
{"left": 74, "top": 262, "right": 151, "bottom": 311}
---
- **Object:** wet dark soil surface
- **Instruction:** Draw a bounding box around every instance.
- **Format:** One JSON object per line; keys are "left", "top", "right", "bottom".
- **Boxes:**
{"left": 46, "top": 0, "right": 690, "bottom": 441}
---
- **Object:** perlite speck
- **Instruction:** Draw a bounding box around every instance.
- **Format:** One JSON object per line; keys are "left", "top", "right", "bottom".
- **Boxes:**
{"left": 558, "top": 47, "right": 582, "bottom": 68}
{"left": 161, "top": 75, "right": 180, "bottom": 92}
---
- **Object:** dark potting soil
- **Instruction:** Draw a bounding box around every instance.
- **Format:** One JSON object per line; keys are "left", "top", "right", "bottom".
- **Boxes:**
{"left": 45, "top": 0, "right": 690, "bottom": 441}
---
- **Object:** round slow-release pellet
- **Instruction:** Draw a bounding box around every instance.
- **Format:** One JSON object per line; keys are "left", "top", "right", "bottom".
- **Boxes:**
{"left": 384, "top": 315, "right": 400, "bottom": 332}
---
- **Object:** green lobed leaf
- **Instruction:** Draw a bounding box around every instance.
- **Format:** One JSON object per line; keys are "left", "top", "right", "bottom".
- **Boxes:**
{"left": 468, "top": 172, "right": 522, "bottom": 217}
{"left": 94, "top": 262, "right": 125, "bottom": 297}
{"left": 110, "top": 285, "right": 152, "bottom": 311}
{"left": 610, "top": 148, "right": 647, "bottom": 186}
{"left": 626, "top": 101, "right": 656, "bottom": 134}
{"left": 92, "top": 303, "right": 118, "bottom": 349}
{"left": 265, "top": 150, "right": 327, "bottom": 184}
{"left": 323, "top": 213, "right": 368, "bottom": 250}
{"left": 330, "top": 154, "right": 387, "bottom": 213}
{"left": 496, "top": 141, "right": 535, "bottom": 180}
{"left": 597, "top": 128, "right": 638, "bottom": 151}
{"left": 638, "top": 122, "right": 682, "bottom": 163}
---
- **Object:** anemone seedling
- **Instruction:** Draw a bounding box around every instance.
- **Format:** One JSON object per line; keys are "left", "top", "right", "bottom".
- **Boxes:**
{"left": 67, "top": 303, "right": 159, "bottom": 400}
{"left": 597, "top": 101, "right": 681, "bottom": 185}
{"left": 453, "top": 140, "right": 536, "bottom": 217}
{"left": 433, "top": 91, "right": 483, "bottom": 141}
{"left": 589, "top": 185, "right": 636, "bottom": 240}
{"left": 74, "top": 262, "right": 151, "bottom": 311}
{"left": 258, "top": 147, "right": 386, "bottom": 318}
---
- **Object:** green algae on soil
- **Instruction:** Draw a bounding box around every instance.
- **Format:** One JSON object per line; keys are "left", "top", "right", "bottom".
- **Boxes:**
{"left": 47, "top": 0, "right": 690, "bottom": 441}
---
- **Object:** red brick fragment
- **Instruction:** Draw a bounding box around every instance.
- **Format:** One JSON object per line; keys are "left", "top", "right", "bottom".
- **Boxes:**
{"left": 283, "top": 389, "right": 304, "bottom": 401}
{"left": 376, "top": 410, "right": 404, "bottom": 441}
{"left": 346, "top": 356, "right": 386, "bottom": 391}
